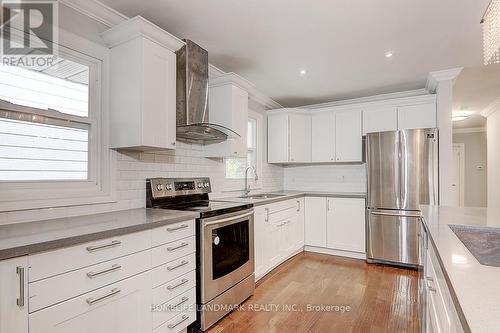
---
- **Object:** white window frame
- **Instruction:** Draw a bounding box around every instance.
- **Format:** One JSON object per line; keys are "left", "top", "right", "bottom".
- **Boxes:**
{"left": 223, "top": 109, "right": 263, "bottom": 192}
{"left": 0, "top": 28, "right": 115, "bottom": 212}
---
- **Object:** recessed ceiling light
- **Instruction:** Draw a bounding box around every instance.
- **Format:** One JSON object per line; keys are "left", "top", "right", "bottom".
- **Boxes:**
{"left": 385, "top": 51, "right": 394, "bottom": 58}
{"left": 300, "top": 69, "right": 306, "bottom": 75}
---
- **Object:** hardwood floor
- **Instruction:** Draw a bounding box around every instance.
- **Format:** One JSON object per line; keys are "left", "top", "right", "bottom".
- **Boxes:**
{"left": 208, "top": 252, "right": 420, "bottom": 333}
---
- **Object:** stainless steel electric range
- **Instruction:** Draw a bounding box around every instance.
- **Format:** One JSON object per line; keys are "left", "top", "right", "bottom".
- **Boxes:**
{"left": 146, "top": 178, "right": 255, "bottom": 331}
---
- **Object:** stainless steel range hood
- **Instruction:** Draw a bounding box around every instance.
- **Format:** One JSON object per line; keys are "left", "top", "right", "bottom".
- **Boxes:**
{"left": 176, "top": 40, "right": 240, "bottom": 144}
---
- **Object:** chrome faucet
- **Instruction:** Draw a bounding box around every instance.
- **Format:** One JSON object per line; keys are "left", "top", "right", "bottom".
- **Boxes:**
{"left": 244, "top": 165, "right": 258, "bottom": 196}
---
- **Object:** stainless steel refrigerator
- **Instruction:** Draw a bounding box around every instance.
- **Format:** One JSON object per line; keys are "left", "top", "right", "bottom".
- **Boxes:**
{"left": 366, "top": 128, "right": 438, "bottom": 267}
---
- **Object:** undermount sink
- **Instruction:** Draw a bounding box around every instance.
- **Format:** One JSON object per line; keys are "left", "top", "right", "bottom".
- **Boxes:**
{"left": 239, "top": 193, "right": 286, "bottom": 199}
{"left": 449, "top": 225, "right": 500, "bottom": 267}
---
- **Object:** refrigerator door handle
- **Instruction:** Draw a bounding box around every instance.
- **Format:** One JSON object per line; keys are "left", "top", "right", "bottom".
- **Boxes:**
{"left": 371, "top": 210, "right": 421, "bottom": 218}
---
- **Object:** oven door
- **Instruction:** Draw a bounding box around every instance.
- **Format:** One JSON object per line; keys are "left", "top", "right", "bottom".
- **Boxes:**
{"left": 200, "top": 209, "right": 254, "bottom": 304}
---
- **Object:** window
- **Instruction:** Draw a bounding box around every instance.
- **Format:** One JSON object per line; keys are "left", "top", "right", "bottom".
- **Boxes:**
{"left": 0, "top": 58, "right": 90, "bottom": 181}
{"left": 225, "top": 118, "right": 258, "bottom": 179}
{"left": 0, "top": 28, "right": 114, "bottom": 212}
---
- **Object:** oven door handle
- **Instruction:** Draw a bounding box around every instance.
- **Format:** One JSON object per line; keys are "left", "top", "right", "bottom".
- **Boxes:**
{"left": 203, "top": 211, "right": 254, "bottom": 227}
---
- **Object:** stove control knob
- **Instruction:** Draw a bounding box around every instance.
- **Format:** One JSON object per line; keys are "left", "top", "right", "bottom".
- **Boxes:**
{"left": 156, "top": 184, "right": 164, "bottom": 191}
{"left": 197, "top": 183, "right": 202, "bottom": 188}
{"left": 204, "top": 183, "right": 209, "bottom": 188}
{"left": 166, "top": 184, "right": 172, "bottom": 190}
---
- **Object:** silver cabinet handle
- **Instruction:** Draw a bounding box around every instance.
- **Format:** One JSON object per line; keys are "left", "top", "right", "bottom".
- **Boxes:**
{"left": 297, "top": 200, "right": 301, "bottom": 212}
{"left": 425, "top": 277, "right": 436, "bottom": 293}
{"left": 87, "top": 264, "right": 122, "bottom": 278}
{"left": 16, "top": 266, "right": 25, "bottom": 307}
{"left": 371, "top": 211, "right": 421, "bottom": 218}
{"left": 86, "top": 240, "right": 121, "bottom": 252}
{"left": 86, "top": 288, "right": 121, "bottom": 305}
{"left": 167, "top": 242, "right": 189, "bottom": 252}
{"left": 203, "top": 210, "right": 254, "bottom": 227}
{"left": 166, "top": 224, "right": 188, "bottom": 232}
{"left": 265, "top": 208, "right": 270, "bottom": 222}
{"left": 168, "top": 314, "right": 189, "bottom": 329}
{"left": 167, "top": 278, "right": 189, "bottom": 291}
{"left": 168, "top": 296, "right": 189, "bottom": 310}
{"left": 167, "top": 260, "right": 189, "bottom": 271}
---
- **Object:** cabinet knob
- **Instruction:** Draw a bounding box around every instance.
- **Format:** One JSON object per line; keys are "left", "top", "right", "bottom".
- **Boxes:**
{"left": 171, "top": 142, "right": 176, "bottom": 146}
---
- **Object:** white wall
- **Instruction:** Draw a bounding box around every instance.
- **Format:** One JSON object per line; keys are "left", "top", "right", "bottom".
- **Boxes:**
{"left": 283, "top": 164, "right": 366, "bottom": 193}
{"left": 487, "top": 111, "right": 500, "bottom": 208}
{"left": 452, "top": 131, "right": 487, "bottom": 207}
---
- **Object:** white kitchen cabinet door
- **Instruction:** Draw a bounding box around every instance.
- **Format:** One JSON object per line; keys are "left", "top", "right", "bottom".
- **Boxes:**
{"left": 305, "top": 197, "right": 327, "bottom": 247}
{"left": 289, "top": 114, "right": 312, "bottom": 163}
{"left": 29, "top": 272, "right": 152, "bottom": 333}
{"left": 204, "top": 75, "right": 251, "bottom": 157}
{"left": 326, "top": 198, "right": 366, "bottom": 253}
{"left": 267, "top": 113, "right": 289, "bottom": 163}
{"left": 363, "top": 107, "right": 397, "bottom": 135}
{"left": 103, "top": 18, "right": 183, "bottom": 151}
{"left": 398, "top": 103, "right": 437, "bottom": 130}
{"left": 0, "top": 257, "right": 28, "bottom": 333}
{"left": 281, "top": 217, "right": 296, "bottom": 258}
{"left": 311, "top": 111, "right": 335, "bottom": 162}
{"left": 266, "top": 219, "right": 284, "bottom": 269}
{"left": 335, "top": 110, "right": 362, "bottom": 162}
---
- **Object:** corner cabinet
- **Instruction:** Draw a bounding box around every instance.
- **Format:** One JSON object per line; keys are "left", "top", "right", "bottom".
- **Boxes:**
{"left": 102, "top": 16, "right": 184, "bottom": 151}
{"left": 0, "top": 257, "right": 28, "bottom": 333}
{"left": 254, "top": 198, "right": 305, "bottom": 280}
{"left": 203, "top": 73, "right": 253, "bottom": 158}
{"left": 267, "top": 110, "right": 311, "bottom": 163}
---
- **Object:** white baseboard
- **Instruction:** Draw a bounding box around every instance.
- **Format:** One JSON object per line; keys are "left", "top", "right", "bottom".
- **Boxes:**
{"left": 255, "top": 247, "right": 303, "bottom": 281}
{"left": 304, "top": 245, "right": 366, "bottom": 260}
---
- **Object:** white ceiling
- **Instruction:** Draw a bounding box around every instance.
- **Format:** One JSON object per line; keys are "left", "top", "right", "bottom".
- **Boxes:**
{"left": 452, "top": 63, "right": 500, "bottom": 129}
{"left": 101, "top": 0, "right": 490, "bottom": 107}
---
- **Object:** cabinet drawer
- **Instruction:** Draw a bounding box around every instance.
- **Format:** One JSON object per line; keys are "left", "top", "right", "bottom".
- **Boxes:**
{"left": 29, "top": 249, "right": 151, "bottom": 313}
{"left": 152, "top": 287, "right": 196, "bottom": 329}
{"left": 426, "top": 248, "right": 451, "bottom": 333}
{"left": 29, "top": 230, "right": 150, "bottom": 282}
{"left": 151, "top": 253, "right": 196, "bottom": 288}
{"left": 152, "top": 220, "right": 195, "bottom": 247}
{"left": 153, "top": 309, "right": 196, "bottom": 333}
{"left": 29, "top": 271, "right": 152, "bottom": 333}
{"left": 152, "top": 236, "right": 196, "bottom": 268}
{"left": 152, "top": 270, "right": 196, "bottom": 307}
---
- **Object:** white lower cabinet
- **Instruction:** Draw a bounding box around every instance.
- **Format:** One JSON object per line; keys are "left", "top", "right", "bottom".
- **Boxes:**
{"left": 422, "top": 225, "right": 464, "bottom": 333}
{"left": 254, "top": 198, "right": 305, "bottom": 280}
{"left": 0, "top": 257, "right": 28, "bottom": 333}
{"left": 0, "top": 220, "right": 196, "bottom": 333}
{"left": 305, "top": 196, "right": 366, "bottom": 257}
{"left": 29, "top": 272, "right": 152, "bottom": 333}
{"left": 326, "top": 198, "right": 365, "bottom": 253}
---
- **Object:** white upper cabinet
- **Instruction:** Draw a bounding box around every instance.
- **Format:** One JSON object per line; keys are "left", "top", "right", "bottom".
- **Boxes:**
{"left": 203, "top": 73, "right": 253, "bottom": 157}
{"left": 311, "top": 111, "right": 336, "bottom": 162}
{"left": 335, "top": 110, "right": 362, "bottom": 162}
{"left": 397, "top": 102, "right": 437, "bottom": 130}
{"left": 102, "top": 16, "right": 184, "bottom": 151}
{"left": 363, "top": 106, "right": 397, "bottom": 135}
{"left": 289, "top": 113, "right": 311, "bottom": 162}
{"left": 268, "top": 112, "right": 289, "bottom": 163}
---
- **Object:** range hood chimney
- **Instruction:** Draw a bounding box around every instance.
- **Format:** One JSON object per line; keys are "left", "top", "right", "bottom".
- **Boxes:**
{"left": 176, "top": 40, "right": 239, "bottom": 144}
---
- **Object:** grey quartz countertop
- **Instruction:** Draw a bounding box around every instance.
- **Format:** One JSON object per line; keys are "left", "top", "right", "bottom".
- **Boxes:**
{"left": 0, "top": 208, "right": 199, "bottom": 261}
{"left": 219, "top": 191, "right": 366, "bottom": 206}
{"left": 420, "top": 205, "right": 500, "bottom": 333}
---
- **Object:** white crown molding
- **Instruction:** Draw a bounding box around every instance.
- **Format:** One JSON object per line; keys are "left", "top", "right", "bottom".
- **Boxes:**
{"left": 208, "top": 64, "right": 225, "bottom": 78}
{"left": 480, "top": 96, "right": 500, "bottom": 118}
{"left": 426, "top": 67, "right": 464, "bottom": 93}
{"left": 101, "top": 16, "right": 184, "bottom": 51}
{"left": 59, "top": 0, "right": 127, "bottom": 27}
{"left": 248, "top": 89, "right": 283, "bottom": 109}
{"left": 209, "top": 72, "right": 255, "bottom": 91}
{"left": 301, "top": 88, "right": 431, "bottom": 110}
{"left": 453, "top": 127, "right": 486, "bottom": 134}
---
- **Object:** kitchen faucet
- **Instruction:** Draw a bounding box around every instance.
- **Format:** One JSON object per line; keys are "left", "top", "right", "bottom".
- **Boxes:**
{"left": 244, "top": 165, "right": 258, "bottom": 196}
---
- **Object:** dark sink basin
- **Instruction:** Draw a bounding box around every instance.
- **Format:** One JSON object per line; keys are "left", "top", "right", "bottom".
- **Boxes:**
{"left": 449, "top": 225, "right": 500, "bottom": 267}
